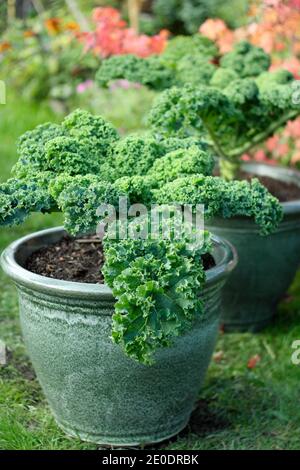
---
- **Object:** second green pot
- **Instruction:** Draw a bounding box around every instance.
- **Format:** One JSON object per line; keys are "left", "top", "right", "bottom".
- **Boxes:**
{"left": 208, "top": 163, "right": 300, "bottom": 332}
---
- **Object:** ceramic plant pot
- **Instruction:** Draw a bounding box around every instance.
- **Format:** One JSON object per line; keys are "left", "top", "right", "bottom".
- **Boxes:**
{"left": 208, "top": 162, "right": 300, "bottom": 332}
{"left": 1, "top": 227, "right": 236, "bottom": 446}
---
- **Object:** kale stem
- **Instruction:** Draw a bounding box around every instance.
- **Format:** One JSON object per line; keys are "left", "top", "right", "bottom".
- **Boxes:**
{"left": 204, "top": 109, "right": 299, "bottom": 180}
{"left": 226, "top": 109, "right": 299, "bottom": 160}
{"left": 219, "top": 158, "right": 241, "bottom": 181}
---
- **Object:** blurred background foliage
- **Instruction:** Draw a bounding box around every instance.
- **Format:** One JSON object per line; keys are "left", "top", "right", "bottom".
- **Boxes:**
{"left": 0, "top": 0, "right": 250, "bottom": 34}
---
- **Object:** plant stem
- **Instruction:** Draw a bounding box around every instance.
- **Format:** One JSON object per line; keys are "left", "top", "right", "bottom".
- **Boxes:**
{"left": 219, "top": 158, "right": 241, "bottom": 181}
{"left": 226, "top": 109, "right": 299, "bottom": 160}
{"left": 65, "top": 0, "right": 90, "bottom": 31}
{"left": 128, "top": 0, "right": 143, "bottom": 33}
{"left": 205, "top": 109, "right": 299, "bottom": 180}
{"left": 7, "top": 0, "right": 15, "bottom": 24}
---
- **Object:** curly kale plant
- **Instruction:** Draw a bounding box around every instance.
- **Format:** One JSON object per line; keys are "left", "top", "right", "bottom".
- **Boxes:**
{"left": 154, "top": 175, "right": 282, "bottom": 235}
{"left": 219, "top": 41, "right": 270, "bottom": 78}
{"left": 103, "top": 224, "right": 212, "bottom": 365}
{"left": 96, "top": 38, "right": 272, "bottom": 94}
{"left": 95, "top": 38, "right": 296, "bottom": 181}
{"left": 0, "top": 109, "right": 283, "bottom": 364}
{"left": 148, "top": 70, "right": 300, "bottom": 179}
{"left": 14, "top": 109, "right": 119, "bottom": 178}
{"left": 96, "top": 54, "right": 175, "bottom": 91}
{"left": 96, "top": 34, "right": 218, "bottom": 91}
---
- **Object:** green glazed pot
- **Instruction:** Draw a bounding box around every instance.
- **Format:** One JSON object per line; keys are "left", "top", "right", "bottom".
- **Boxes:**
{"left": 208, "top": 162, "right": 300, "bottom": 332}
{"left": 1, "top": 227, "right": 236, "bottom": 446}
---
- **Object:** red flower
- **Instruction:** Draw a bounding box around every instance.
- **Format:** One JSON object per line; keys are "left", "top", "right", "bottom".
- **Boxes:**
{"left": 288, "top": 0, "right": 300, "bottom": 10}
{"left": 247, "top": 354, "right": 261, "bottom": 369}
{"left": 266, "top": 135, "right": 280, "bottom": 152}
{"left": 80, "top": 7, "right": 168, "bottom": 58}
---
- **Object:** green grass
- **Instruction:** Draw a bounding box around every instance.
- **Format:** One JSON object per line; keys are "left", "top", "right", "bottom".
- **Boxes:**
{"left": 0, "top": 95, "right": 300, "bottom": 450}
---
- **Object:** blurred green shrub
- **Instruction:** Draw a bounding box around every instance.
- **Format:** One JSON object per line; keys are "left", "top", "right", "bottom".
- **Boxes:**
{"left": 152, "top": 0, "right": 249, "bottom": 34}
{"left": 0, "top": 15, "right": 99, "bottom": 104}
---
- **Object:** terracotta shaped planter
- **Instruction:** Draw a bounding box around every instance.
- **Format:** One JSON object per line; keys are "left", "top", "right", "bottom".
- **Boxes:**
{"left": 208, "top": 163, "right": 300, "bottom": 332}
{"left": 1, "top": 227, "right": 236, "bottom": 446}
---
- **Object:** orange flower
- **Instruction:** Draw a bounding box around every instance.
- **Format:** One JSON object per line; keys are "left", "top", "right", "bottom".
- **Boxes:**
{"left": 247, "top": 354, "right": 261, "bottom": 369}
{"left": 200, "top": 19, "right": 235, "bottom": 53}
{"left": 200, "top": 18, "right": 229, "bottom": 41}
{"left": 44, "top": 18, "right": 61, "bottom": 34}
{"left": 0, "top": 41, "right": 11, "bottom": 52}
{"left": 65, "top": 21, "right": 80, "bottom": 32}
{"left": 247, "top": 2, "right": 259, "bottom": 18}
{"left": 24, "top": 30, "right": 36, "bottom": 38}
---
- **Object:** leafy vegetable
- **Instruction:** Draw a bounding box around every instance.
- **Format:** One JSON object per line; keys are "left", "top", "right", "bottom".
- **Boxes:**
{"left": 103, "top": 217, "right": 212, "bottom": 365}
{"left": 148, "top": 146, "right": 215, "bottom": 183}
{"left": 175, "top": 53, "right": 216, "bottom": 86}
{"left": 148, "top": 75, "right": 300, "bottom": 179}
{"left": 105, "top": 134, "right": 165, "bottom": 179}
{"left": 14, "top": 109, "right": 119, "bottom": 179}
{"left": 161, "top": 34, "right": 218, "bottom": 68}
{"left": 154, "top": 175, "right": 282, "bottom": 235}
{"left": 96, "top": 35, "right": 218, "bottom": 90}
{"left": 96, "top": 54, "right": 175, "bottom": 91}
{"left": 0, "top": 108, "right": 284, "bottom": 364}
{"left": 0, "top": 174, "right": 55, "bottom": 226}
{"left": 220, "top": 41, "right": 271, "bottom": 78}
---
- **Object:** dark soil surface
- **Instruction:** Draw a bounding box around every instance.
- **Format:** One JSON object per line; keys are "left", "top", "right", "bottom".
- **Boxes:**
{"left": 25, "top": 235, "right": 216, "bottom": 283}
{"left": 25, "top": 235, "right": 105, "bottom": 284}
{"left": 240, "top": 172, "right": 300, "bottom": 202}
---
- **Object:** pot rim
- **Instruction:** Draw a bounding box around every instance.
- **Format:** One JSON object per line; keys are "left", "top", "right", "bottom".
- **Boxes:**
{"left": 1, "top": 226, "right": 237, "bottom": 299}
{"left": 242, "top": 162, "right": 300, "bottom": 215}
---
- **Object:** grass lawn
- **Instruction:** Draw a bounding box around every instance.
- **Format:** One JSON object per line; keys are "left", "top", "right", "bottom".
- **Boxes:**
{"left": 0, "top": 95, "right": 300, "bottom": 450}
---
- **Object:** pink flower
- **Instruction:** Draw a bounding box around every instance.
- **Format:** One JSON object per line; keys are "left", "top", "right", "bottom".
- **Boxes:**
{"left": 241, "top": 153, "right": 251, "bottom": 161}
{"left": 266, "top": 135, "right": 280, "bottom": 152}
{"left": 266, "top": 159, "right": 280, "bottom": 165}
{"left": 76, "top": 80, "right": 94, "bottom": 94}
{"left": 288, "top": 0, "right": 300, "bottom": 10}
{"left": 276, "top": 142, "right": 289, "bottom": 157}
{"left": 285, "top": 119, "right": 300, "bottom": 139}
{"left": 254, "top": 149, "right": 268, "bottom": 161}
{"left": 109, "top": 79, "right": 142, "bottom": 91}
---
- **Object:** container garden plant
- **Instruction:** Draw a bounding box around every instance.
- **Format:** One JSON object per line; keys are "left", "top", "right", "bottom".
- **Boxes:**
{"left": 147, "top": 61, "right": 300, "bottom": 331}
{"left": 1, "top": 109, "right": 284, "bottom": 445}
{"left": 95, "top": 33, "right": 219, "bottom": 92}
{"left": 95, "top": 39, "right": 271, "bottom": 92}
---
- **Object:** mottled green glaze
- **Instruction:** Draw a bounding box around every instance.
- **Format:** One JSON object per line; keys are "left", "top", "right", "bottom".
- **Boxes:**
{"left": 208, "top": 163, "right": 300, "bottom": 332}
{"left": 1, "top": 227, "right": 236, "bottom": 446}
